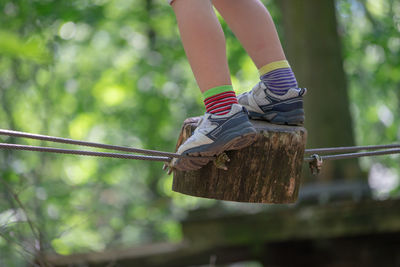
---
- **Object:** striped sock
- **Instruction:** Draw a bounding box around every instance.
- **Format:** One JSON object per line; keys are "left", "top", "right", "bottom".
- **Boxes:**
{"left": 259, "top": 60, "right": 298, "bottom": 96}
{"left": 203, "top": 85, "right": 238, "bottom": 116}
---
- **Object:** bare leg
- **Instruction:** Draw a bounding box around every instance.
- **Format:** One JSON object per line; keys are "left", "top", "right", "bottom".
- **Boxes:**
{"left": 212, "top": 0, "right": 286, "bottom": 69}
{"left": 172, "top": 0, "right": 231, "bottom": 93}
{"left": 169, "top": 0, "right": 258, "bottom": 171}
{"left": 211, "top": 0, "right": 304, "bottom": 126}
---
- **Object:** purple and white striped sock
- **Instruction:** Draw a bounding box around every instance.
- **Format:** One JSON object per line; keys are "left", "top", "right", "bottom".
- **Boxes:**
{"left": 260, "top": 67, "right": 298, "bottom": 96}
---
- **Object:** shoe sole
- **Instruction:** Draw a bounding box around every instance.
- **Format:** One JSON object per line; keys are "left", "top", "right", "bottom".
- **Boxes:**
{"left": 248, "top": 108, "right": 305, "bottom": 126}
{"left": 187, "top": 131, "right": 257, "bottom": 157}
{"left": 175, "top": 123, "right": 257, "bottom": 171}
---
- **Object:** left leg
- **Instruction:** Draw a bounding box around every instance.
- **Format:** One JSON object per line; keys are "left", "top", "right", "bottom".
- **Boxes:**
{"left": 172, "top": 0, "right": 231, "bottom": 93}
{"left": 170, "top": 0, "right": 257, "bottom": 171}
{"left": 212, "top": 0, "right": 285, "bottom": 69}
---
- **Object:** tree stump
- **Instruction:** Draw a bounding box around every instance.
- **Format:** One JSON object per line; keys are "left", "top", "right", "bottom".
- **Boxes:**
{"left": 172, "top": 118, "right": 307, "bottom": 204}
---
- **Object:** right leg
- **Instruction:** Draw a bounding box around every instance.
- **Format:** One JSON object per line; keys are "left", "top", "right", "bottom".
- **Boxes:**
{"left": 213, "top": 0, "right": 306, "bottom": 125}
{"left": 212, "top": 0, "right": 285, "bottom": 69}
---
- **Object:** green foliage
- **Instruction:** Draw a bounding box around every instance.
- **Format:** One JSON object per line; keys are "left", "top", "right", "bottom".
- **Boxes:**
{"left": 0, "top": 0, "right": 399, "bottom": 265}
{"left": 0, "top": 30, "right": 51, "bottom": 63}
{"left": 0, "top": 0, "right": 206, "bottom": 264}
{"left": 336, "top": 0, "right": 400, "bottom": 197}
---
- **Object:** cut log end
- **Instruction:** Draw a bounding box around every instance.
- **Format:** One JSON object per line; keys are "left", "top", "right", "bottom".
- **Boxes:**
{"left": 172, "top": 118, "right": 307, "bottom": 204}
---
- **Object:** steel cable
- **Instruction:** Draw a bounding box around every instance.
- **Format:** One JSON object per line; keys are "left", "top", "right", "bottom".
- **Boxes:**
{"left": 304, "top": 148, "right": 400, "bottom": 162}
{"left": 305, "top": 144, "right": 400, "bottom": 154}
{"left": 1, "top": 128, "right": 400, "bottom": 163}
{"left": 0, "top": 143, "right": 171, "bottom": 162}
{"left": 0, "top": 129, "right": 214, "bottom": 160}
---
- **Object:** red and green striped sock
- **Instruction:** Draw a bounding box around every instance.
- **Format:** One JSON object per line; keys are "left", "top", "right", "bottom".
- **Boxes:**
{"left": 203, "top": 85, "right": 238, "bottom": 116}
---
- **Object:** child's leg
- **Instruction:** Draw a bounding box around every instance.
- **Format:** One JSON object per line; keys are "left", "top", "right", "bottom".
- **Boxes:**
{"left": 170, "top": 0, "right": 256, "bottom": 171}
{"left": 212, "top": 0, "right": 285, "bottom": 69}
{"left": 213, "top": 0, "right": 305, "bottom": 126}
{"left": 213, "top": 0, "right": 298, "bottom": 95}
{"left": 172, "top": 0, "right": 231, "bottom": 93}
{"left": 172, "top": 0, "right": 240, "bottom": 116}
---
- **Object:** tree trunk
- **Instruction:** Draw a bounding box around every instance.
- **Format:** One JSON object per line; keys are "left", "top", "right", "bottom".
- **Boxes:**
{"left": 172, "top": 118, "right": 307, "bottom": 203}
{"left": 277, "top": 0, "right": 364, "bottom": 181}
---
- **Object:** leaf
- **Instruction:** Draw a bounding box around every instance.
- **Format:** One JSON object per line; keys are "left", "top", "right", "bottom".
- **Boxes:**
{"left": 0, "top": 30, "right": 51, "bottom": 63}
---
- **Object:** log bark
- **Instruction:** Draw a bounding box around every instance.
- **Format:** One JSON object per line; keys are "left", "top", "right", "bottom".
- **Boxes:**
{"left": 172, "top": 118, "right": 307, "bottom": 203}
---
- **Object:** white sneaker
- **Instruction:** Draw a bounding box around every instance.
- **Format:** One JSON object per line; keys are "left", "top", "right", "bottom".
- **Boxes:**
{"left": 238, "top": 82, "right": 306, "bottom": 125}
{"left": 172, "top": 104, "right": 257, "bottom": 171}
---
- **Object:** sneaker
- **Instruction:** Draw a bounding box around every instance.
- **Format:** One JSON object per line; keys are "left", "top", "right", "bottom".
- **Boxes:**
{"left": 238, "top": 82, "right": 306, "bottom": 125}
{"left": 172, "top": 104, "right": 257, "bottom": 171}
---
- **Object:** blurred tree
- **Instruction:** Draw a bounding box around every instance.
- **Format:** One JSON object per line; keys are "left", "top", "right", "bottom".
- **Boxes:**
{"left": 336, "top": 0, "right": 400, "bottom": 197}
{"left": 278, "top": 0, "right": 364, "bottom": 181}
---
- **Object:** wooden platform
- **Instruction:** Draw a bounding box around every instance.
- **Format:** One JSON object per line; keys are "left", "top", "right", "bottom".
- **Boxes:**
{"left": 172, "top": 118, "right": 307, "bottom": 203}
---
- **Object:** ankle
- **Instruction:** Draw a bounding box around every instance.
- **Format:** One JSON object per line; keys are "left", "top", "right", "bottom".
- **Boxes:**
{"left": 203, "top": 85, "right": 238, "bottom": 115}
{"left": 258, "top": 60, "right": 298, "bottom": 96}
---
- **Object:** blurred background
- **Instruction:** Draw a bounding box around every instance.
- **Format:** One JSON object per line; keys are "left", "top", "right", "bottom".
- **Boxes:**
{"left": 0, "top": 0, "right": 399, "bottom": 266}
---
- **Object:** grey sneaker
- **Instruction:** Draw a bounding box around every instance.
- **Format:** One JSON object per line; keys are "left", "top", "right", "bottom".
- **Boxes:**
{"left": 172, "top": 104, "right": 257, "bottom": 171}
{"left": 238, "top": 82, "right": 306, "bottom": 125}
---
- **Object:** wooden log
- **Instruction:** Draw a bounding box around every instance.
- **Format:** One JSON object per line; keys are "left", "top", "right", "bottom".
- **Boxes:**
{"left": 172, "top": 118, "right": 307, "bottom": 203}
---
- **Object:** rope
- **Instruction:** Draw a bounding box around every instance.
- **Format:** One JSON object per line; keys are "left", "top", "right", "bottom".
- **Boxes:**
{"left": 1, "top": 128, "right": 400, "bottom": 163}
{"left": 304, "top": 148, "right": 400, "bottom": 162}
{"left": 0, "top": 143, "right": 171, "bottom": 162}
{"left": 0, "top": 129, "right": 214, "bottom": 160}
{"left": 305, "top": 144, "right": 400, "bottom": 154}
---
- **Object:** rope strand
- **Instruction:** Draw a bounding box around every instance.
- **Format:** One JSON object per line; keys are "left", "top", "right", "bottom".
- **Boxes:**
{"left": 304, "top": 148, "right": 400, "bottom": 162}
{"left": 305, "top": 144, "right": 400, "bottom": 154}
{"left": 0, "top": 143, "right": 171, "bottom": 162}
{"left": 0, "top": 129, "right": 214, "bottom": 160}
{"left": 1, "top": 128, "right": 400, "bottom": 163}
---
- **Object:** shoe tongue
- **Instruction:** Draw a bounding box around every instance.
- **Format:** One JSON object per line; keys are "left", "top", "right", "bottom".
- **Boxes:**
{"left": 253, "top": 82, "right": 267, "bottom": 97}
{"left": 197, "top": 114, "right": 207, "bottom": 126}
{"left": 230, "top": 103, "right": 241, "bottom": 113}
